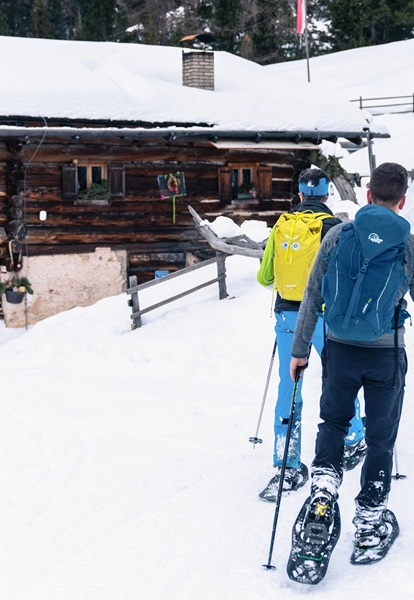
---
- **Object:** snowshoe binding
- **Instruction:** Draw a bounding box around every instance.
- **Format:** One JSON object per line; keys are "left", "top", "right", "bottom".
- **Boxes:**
{"left": 259, "top": 463, "right": 309, "bottom": 501}
{"left": 286, "top": 492, "right": 341, "bottom": 585}
{"left": 342, "top": 438, "right": 367, "bottom": 472}
{"left": 350, "top": 509, "right": 399, "bottom": 565}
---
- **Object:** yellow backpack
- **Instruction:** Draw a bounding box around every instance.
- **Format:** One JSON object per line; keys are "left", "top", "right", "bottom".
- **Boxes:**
{"left": 273, "top": 211, "right": 332, "bottom": 301}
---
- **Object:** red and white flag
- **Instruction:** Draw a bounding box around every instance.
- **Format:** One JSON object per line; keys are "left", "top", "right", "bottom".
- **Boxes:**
{"left": 296, "top": 0, "right": 306, "bottom": 35}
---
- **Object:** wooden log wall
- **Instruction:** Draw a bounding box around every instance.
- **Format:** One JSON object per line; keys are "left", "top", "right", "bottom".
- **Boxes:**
{"left": 0, "top": 136, "right": 310, "bottom": 282}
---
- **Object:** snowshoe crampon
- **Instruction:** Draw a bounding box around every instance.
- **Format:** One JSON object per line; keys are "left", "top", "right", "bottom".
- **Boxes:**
{"left": 286, "top": 494, "right": 341, "bottom": 585}
{"left": 350, "top": 509, "right": 399, "bottom": 565}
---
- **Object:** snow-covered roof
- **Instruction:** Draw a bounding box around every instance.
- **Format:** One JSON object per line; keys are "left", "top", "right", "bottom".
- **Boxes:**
{"left": 0, "top": 35, "right": 381, "bottom": 137}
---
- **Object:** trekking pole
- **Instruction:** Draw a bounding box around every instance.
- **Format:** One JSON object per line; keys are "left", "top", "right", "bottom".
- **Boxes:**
{"left": 392, "top": 444, "right": 407, "bottom": 480}
{"left": 263, "top": 366, "right": 304, "bottom": 570}
{"left": 249, "top": 337, "right": 277, "bottom": 448}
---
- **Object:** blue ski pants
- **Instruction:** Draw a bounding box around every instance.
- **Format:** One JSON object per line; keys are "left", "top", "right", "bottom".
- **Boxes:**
{"left": 273, "top": 311, "right": 365, "bottom": 469}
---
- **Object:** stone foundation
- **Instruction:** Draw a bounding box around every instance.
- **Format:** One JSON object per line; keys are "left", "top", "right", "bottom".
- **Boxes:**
{"left": 1, "top": 247, "right": 127, "bottom": 328}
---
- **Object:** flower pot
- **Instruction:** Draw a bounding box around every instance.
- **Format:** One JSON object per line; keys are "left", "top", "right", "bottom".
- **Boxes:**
{"left": 5, "top": 289, "right": 25, "bottom": 304}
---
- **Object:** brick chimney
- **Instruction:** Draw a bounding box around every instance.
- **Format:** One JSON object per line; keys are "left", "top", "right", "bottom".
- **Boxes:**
{"left": 182, "top": 50, "right": 214, "bottom": 91}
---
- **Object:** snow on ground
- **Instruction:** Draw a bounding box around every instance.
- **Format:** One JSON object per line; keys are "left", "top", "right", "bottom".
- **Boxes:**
{"left": 266, "top": 38, "right": 414, "bottom": 102}
{"left": 1, "top": 254, "right": 414, "bottom": 600}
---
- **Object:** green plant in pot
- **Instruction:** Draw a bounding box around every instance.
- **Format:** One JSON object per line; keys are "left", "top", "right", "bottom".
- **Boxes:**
{"left": 0, "top": 276, "right": 34, "bottom": 304}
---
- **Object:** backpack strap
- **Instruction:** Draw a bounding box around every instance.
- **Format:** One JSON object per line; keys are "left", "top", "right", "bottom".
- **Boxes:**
{"left": 323, "top": 318, "right": 328, "bottom": 378}
{"left": 341, "top": 257, "right": 370, "bottom": 331}
{"left": 393, "top": 305, "right": 399, "bottom": 387}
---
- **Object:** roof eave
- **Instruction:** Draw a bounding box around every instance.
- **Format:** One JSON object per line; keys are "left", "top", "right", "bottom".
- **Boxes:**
{"left": 0, "top": 121, "right": 389, "bottom": 144}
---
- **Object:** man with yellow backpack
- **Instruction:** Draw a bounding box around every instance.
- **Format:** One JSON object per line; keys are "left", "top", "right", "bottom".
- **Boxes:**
{"left": 257, "top": 168, "right": 366, "bottom": 501}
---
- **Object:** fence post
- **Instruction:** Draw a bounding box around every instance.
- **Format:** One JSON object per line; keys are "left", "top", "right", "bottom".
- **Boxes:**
{"left": 366, "top": 131, "right": 376, "bottom": 175}
{"left": 216, "top": 253, "right": 228, "bottom": 300}
{"left": 128, "top": 275, "right": 142, "bottom": 329}
{"left": 359, "top": 96, "right": 363, "bottom": 110}
{"left": 412, "top": 94, "right": 414, "bottom": 113}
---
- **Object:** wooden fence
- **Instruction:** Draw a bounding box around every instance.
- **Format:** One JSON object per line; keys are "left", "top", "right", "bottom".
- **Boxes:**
{"left": 350, "top": 94, "right": 414, "bottom": 113}
{"left": 127, "top": 254, "right": 228, "bottom": 329}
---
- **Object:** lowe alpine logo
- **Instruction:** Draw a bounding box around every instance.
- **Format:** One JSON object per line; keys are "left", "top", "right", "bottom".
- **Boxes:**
{"left": 368, "top": 233, "right": 383, "bottom": 244}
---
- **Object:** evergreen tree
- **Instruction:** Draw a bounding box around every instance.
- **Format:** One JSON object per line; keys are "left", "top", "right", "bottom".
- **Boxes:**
{"left": 327, "top": 0, "right": 414, "bottom": 52}
{"left": 48, "top": 0, "right": 69, "bottom": 39}
{"left": 75, "top": 0, "right": 128, "bottom": 42}
{"left": 167, "top": 1, "right": 210, "bottom": 47}
{"left": 0, "top": 0, "right": 33, "bottom": 37}
{"left": 28, "top": 0, "right": 54, "bottom": 39}
{"left": 62, "top": 0, "right": 78, "bottom": 39}
{"left": 305, "top": 0, "right": 333, "bottom": 57}
{"left": 211, "top": 0, "right": 244, "bottom": 54}
{"left": 0, "top": 5, "right": 8, "bottom": 35}
{"left": 117, "top": 0, "right": 166, "bottom": 44}
{"left": 242, "top": 0, "right": 297, "bottom": 64}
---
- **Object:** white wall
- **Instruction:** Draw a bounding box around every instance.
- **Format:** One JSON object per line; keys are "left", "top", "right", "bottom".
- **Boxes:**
{"left": 1, "top": 247, "right": 127, "bottom": 327}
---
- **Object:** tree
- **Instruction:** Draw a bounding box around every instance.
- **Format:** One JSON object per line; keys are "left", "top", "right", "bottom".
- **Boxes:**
{"left": 48, "top": 0, "right": 69, "bottom": 39}
{"left": 0, "top": 5, "right": 8, "bottom": 35}
{"left": 28, "top": 0, "right": 54, "bottom": 39}
{"left": 327, "top": 0, "right": 414, "bottom": 52}
{"left": 241, "top": 0, "right": 297, "bottom": 64}
{"left": 0, "top": 0, "right": 33, "bottom": 37}
{"left": 211, "top": 0, "right": 244, "bottom": 54}
{"left": 75, "top": 0, "right": 128, "bottom": 42}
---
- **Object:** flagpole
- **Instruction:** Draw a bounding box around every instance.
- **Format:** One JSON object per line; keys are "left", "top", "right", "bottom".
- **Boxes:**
{"left": 297, "top": 0, "right": 311, "bottom": 83}
{"left": 304, "top": 1, "right": 310, "bottom": 82}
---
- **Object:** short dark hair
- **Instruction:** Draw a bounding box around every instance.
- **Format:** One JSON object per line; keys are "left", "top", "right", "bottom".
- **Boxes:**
{"left": 369, "top": 162, "right": 408, "bottom": 205}
{"left": 299, "top": 168, "right": 330, "bottom": 187}
{"left": 299, "top": 167, "right": 330, "bottom": 201}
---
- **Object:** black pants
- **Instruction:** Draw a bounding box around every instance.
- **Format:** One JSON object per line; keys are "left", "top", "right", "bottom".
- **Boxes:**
{"left": 313, "top": 339, "right": 407, "bottom": 510}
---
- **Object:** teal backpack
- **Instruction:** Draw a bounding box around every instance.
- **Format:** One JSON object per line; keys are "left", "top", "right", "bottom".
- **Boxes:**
{"left": 321, "top": 204, "right": 410, "bottom": 341}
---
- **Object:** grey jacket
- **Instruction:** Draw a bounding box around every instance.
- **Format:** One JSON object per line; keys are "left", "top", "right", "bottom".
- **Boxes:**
{"left": 291, "top": 221, "right": 414, "bottom": 358}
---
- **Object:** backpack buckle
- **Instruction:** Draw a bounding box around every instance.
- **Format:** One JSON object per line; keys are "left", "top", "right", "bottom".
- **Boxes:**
{"left": 360, "top": 259, "right": 370, "bottom": 274}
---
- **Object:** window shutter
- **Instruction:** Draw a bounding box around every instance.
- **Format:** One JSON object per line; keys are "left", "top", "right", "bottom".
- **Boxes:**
{"left": 257, "top": 166, "right": 273, "bottom": 200}
{"left": 62, "top": 164, "right": 78, "bottom": 200}
{"left": 108, "top": 163, "right": 125, "bottom": 199}
{"left": 218, "top": 167, "right": 232, "bottom": 203}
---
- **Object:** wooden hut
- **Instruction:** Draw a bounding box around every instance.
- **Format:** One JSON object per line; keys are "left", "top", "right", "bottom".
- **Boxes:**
{"left": 0, "top": 36, "right": 386, "bottom": 326}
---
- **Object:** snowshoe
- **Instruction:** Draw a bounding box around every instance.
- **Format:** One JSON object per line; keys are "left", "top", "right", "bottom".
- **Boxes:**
{"left": 343, "top": 438, "right": 367, "bottom": 472}
{"left": 286, "top": 492, "right": 341, "bottom": 585}
{"left": 350, "top": 509, "right": 399, "bottom": 565}
{"left": 259, "top": 463, "right": 308, "bottom": 501}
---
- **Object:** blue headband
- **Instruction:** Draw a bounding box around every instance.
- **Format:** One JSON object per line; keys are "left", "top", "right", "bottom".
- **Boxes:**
{"left": 299, "top": 177, "right": 329, "bottom": 196}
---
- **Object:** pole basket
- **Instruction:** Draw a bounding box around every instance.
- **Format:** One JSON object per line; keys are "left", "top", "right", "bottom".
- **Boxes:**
{"left": 249, "top": 436, "right": 263, "bottom": 445}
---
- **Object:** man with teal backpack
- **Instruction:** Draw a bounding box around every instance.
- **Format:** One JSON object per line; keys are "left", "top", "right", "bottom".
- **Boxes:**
{"left": 257, "top": 168, "right": 365, "bottom": 501}
{"left": 288, "top": 162, "right": 413, "bottom": 583}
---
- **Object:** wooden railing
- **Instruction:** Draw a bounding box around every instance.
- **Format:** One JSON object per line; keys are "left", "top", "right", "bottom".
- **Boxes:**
{"left": 350, "top": 94, "right": 414, "bottom": 113}
{"left": 127, "top": 254, "right": 228, "bottom": 329}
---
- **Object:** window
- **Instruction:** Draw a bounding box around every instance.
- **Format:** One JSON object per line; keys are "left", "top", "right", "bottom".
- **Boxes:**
{"left": 62, "top": 162, "right": 125, "bottom": 202}
{"left": 77, "top": 161, "right": 109, "bottom": 203}
{"left": 230, "top": 165, "right": 257, "bottom": 200}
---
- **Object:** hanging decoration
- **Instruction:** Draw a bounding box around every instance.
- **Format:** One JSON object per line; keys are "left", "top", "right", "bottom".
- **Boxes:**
{"left": 157, "top": 172, "right": 186, "bottom": 223}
